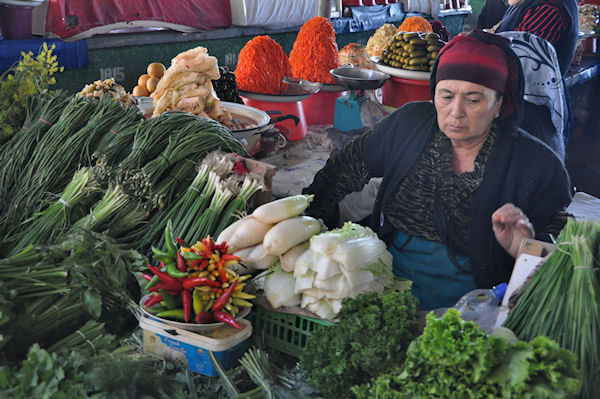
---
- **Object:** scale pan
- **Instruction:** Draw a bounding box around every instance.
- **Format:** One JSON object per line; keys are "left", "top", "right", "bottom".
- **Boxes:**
{"left": 330, "top": 67, "right": 390, "bottom": 90}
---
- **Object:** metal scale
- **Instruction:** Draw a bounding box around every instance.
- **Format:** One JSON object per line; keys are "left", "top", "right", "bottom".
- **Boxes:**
{"left": 330, "top": 67, "right": 391, "bottom": 131}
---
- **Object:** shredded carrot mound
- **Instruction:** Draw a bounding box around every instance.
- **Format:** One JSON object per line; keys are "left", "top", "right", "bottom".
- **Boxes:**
{"left": 365, "top": 23, "right": 399, "bottom": 57}
{"left": 289, "top": 17, "right": 339, "bottom": 84}
{"left": 234, "top": 35, "right": 292, "bottom": 95}
{"left": 398, "top": 16, "right": 433, "bottom": 33}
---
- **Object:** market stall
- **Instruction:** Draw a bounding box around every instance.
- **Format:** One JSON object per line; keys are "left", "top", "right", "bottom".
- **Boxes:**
{"left": 1, "top": 7, "right": 600, "bottom": 399}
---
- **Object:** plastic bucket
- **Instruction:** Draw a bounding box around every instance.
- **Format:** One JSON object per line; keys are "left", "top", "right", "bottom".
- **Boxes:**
{"left": 301, "top": 90, "right": 348, "bottom": 126}
{"left": 241, "top": 96, "right": 308, "bottom": 141}
{"left": 0, "top": 4, "right": 34, "bottom": 39}
{"left": 382, "top": 76, "right": 431, "bottom": 108}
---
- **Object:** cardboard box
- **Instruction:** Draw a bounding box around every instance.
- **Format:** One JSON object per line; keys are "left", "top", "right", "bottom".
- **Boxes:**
{"left": 140, "top": 315, "right": 252, "bottom": 376}
{"left": 494, "top": 238, "right": 555, "bottom": 327}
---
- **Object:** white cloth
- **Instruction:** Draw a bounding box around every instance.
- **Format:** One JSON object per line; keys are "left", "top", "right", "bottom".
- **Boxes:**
{"left": 230, "top": 0, "right": 318, "bottom": 29}
{"left": 498, "top": 31, "right": 566, "bottom": 155}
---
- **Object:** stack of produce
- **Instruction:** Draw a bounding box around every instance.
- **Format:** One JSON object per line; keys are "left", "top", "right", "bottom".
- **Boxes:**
{"left": 380, "top": 32, "right": 446, "bottom": 72}
{"left": 133, "top": 62, "right": 166, "bottom": 97}
{"left": 291, "top": 222, "right": 395, "bottom": 319}
{"left": 151, "top": 46, "right": 231, "bottom": 125}
{"left": 397, "top": 16, "right": 433, "bottom": 33}
{"left": 301, "top": 291, "right": 420, "bottom": 399}
{"left": 140, "top": 150, "right": 264, "bottom": 251}
{"left": 142, "top": 221, "right": 255, "bottom": 327}
{"left": 504, "top": 219, "right": 600, "bottom": 398}
{"left": 0, "top": 89, "right": 248, "bottom": 254}
{"left": 234, "top": 35, "right": 292, "bottom": 95}
{"left": 217, "top": 195, "right": 323, "bottom": 280}
{"left": 289, "top": 16, "right": 339, "bottom": 84}
{"left": 579, "top": 3, "right": 600, "bottom": 31}
{"left": 0, "top": 43, "right": 63, "bottom": 145}
{"left": 78, "top": 77, "right": 136, "bottom": 108}
{"left": 354, "top": 310, "right": 581, "bottom": 398}
{"left": 0, "top": 231, "right": 188, "bottom": 397}
{"left": 338, "top": 43, "right": 376, "bottom": 70}
{"left": 365, "top": 23, "right": 400, "bottom": 58}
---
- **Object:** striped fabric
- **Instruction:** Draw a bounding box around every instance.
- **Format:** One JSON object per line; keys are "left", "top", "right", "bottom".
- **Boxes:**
{"left": 385, "top": 127, "right": 497, "bottom": 256}
{"left": 516, "top": 0, "right": 568, "bottom": 43}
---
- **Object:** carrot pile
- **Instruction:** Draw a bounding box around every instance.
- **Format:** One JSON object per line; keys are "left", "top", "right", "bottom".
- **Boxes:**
{"left": 234, "top": 35, "right": 292, "bottom": 95}
{"left": 289, "top": 17, "right": 339, "bottom": 84}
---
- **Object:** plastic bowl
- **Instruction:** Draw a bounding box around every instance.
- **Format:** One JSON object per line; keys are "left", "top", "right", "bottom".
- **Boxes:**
{"left": 140, "top": 294, "right": 251, "bottom": 333}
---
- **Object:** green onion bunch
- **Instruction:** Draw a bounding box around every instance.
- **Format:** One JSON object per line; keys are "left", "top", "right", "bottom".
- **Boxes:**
{"left": 0, "top": 92, "right": 69, "bottom": 221}
{"left": 504, "top": 219, "right": 600, "bottom": 398}
{"left": 8, "top": 168, "right": 101, "bottom": 256}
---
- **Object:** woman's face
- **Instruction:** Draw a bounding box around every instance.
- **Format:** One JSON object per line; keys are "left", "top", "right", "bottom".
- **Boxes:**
{"left": 507, "top": 0, "right": 524, "bottom": 6}
{"left": 434, "top": 80, "right": 503, "bottom": 148}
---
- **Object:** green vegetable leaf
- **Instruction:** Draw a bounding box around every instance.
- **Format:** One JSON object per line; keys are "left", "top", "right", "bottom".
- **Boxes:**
{"left": 82, "top": 288, "right": 102, "bottom": 319}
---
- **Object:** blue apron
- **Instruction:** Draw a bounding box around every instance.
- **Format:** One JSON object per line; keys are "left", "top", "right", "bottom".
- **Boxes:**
{"left": 389, "top": 230, "right": 476, "bottom": 311}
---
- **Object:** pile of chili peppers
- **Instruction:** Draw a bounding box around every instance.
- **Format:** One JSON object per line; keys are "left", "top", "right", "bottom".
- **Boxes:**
{"left": 141, "top": 220, "right": 254, "bottom": 329}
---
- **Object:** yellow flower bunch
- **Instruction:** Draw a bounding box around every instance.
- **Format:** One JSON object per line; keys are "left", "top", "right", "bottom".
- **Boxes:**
{"left": 0, "top": 42, "right": 64, "bottom": 144}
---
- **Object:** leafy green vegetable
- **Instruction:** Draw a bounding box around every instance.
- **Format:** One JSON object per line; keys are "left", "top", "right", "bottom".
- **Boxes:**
{"left": 353, "top": 309, "right": 581, "bottom": 399}
{"left": 0, "top": 344, "right": 188, "bottom": 399}
{"left": 300, "top": 290, "right": 419, "bottom": 399}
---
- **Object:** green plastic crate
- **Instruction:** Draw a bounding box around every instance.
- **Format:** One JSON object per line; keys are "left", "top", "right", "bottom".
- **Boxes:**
{"left": 251, "top": 305, "right": 334, "bottom": 358}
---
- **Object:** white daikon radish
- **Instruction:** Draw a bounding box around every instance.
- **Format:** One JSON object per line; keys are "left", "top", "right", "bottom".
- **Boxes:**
{"left": 252, "top": 194, "right": 314, "bottom": 224}
{"left": 332, "top": 237, "right": 387, "bottom": 270}
{"left": 263, "top": 216, "right": 323, "bottom": 256}
{"left": 216, "top": 216, "right": 251, "bottom": 244}
{"left": 313, "top": 257, "right": 342, "bottom": 281}
{"left": 264, "top": 270, "right": 301, "bottom": 308}
{"left": 280, "top": 242, "right": 310, "bottom": 273}
{"left": 227, "top": 217, "right": 273, "bottom": 250}
{"left": 328, "top": 298, "right": 343, "bottom": 315}
{"left": 232, "top": 246, "right": 257, "bottom": 262}
{"left": 302, "top": 288, "right": 326, "bottom": 300}
{"left": 246, "top": 244, "right": 278, "bottom": 270}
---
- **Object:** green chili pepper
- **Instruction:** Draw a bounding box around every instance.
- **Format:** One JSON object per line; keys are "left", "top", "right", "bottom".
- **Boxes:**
{"left": 159, "top": 289, "right": 177, "bottom": 309}
{"left": 145, "top": 305, "right": 168, "bottom": 315}
{"left": 144, "top": 275, "right": 160, "bottom": 291}
{"left": 164, "top": 220, "right": 177, "bottom": 258}
{"left": 192, "top": 289, "right": 203, "bottom": 314}
{"left": 156, "top": 308, "right": 185, "bottom": 321}
{"left": 152, "top": 246, "right": 174, "bottom": 264}
{"left": 165, "top": 261, "right": 188, "bottom": 279}
{"left": 182, "top": 251, "right": 203, "bottom": 261}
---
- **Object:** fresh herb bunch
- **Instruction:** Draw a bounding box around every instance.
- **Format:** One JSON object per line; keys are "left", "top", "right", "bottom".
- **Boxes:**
{"left": 0, "top": 343, "right": 189, "bottom": 399}
{"left": 300, "top": 290, "right": 419, "bottom": 399}
{"left": 0, "top": 43, "right": 63, "bottom": 144}
{"left": 353, "top": 309, "right": 581, "bottom": 399}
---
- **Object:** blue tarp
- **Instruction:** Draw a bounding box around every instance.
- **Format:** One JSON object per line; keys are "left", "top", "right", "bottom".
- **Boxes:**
{"left": 0, "top": 38, "right": 89, "bottom": 74}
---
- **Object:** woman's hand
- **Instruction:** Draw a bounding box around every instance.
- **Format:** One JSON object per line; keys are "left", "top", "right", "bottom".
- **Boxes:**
{"left": 492, "top": 203, "right": 535, "bottom": 258}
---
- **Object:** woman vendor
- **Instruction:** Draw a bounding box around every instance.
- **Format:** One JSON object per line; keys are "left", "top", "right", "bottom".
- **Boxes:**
{"left": 303, "top": 31, "right": 572, "bottom": 310}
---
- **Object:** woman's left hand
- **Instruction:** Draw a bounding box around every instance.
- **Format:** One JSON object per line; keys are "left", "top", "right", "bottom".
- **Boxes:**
{"left": 492, "top": 203, "right": 535, "bottom": 258}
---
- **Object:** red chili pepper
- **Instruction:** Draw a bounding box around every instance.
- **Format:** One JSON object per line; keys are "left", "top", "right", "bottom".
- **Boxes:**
{"left": 176, "top": 237, "right": 189, "bottom": 246}
{"left": 144, "top": 293, "right": 163, "bottom": 309}
{"left": 202, "top": 237, "right": 214, "bottom": 256}
{"left": 177, "top": 251, "right": 187, "bottom": 273}
{"left": 213, "top": 310, "right": 242, "bottom": 329}
{"left": 149, "top": 263, "right": 181, "bottom": 287}
{"left": 182, "top": 277, "right": 221, "bottom": 290}
{"left": 213, "top": 279, "right": 238, "bottom": 312}
{"left": 199, "top": 259, "right": 210, "bottom": 270}
{"left": 141, "top": 273, "right": 153, "bottom": 281}
{"left": 195, "top": 311, "right": 214, "bottom": 324}
{"left": 149, "top": 280, "right": 183, "bottom": 293}
{"left": 189, "top": 258, "right": 203, "bottom": 270}
{"left": 181, "top": 290, "right": 192, "bottom": 323}
{"left": 214, "top": 242, "right": 228, "bottom": 254}
{"left": 219, "top": 268, "right": 227, "bottom": 284}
